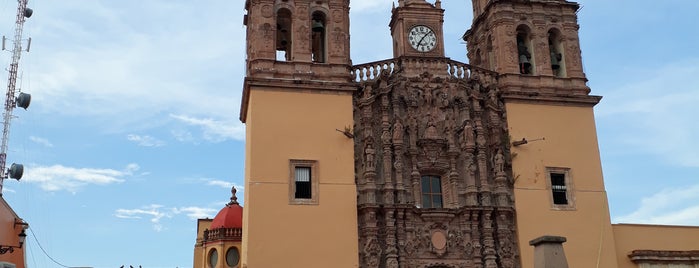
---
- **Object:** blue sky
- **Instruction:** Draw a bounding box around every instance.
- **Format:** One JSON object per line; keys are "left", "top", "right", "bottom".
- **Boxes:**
{"left": 0, "top": 0, "right": 697, "bottom": 267}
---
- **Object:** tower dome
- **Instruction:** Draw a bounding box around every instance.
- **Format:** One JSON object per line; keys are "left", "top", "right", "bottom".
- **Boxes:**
{"left": 210, "top": 187, "right": 243, "bottom": 229}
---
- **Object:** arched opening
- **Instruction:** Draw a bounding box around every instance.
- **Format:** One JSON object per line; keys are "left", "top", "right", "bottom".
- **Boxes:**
{"left": 311, "top": 11, "right": 326, "bottom": 63}
{"left": 548, "top": 29, "right": 566, "bottom": 77}
{"left": 226, "top": 247, "right": 240, "bottom": 267}
{"left": 276, "top": 8, "right": 292, "bottom": 61}
{"left": 516, "top": 25, "right": 534, "bottom": 75}
{"left": 208, "top": 248, "right": 219, "bottom": 268}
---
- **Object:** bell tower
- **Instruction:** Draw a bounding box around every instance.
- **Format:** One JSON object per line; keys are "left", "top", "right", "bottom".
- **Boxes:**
{"left": 240, "top": 0, "right": 358, "bottom": 267}
{"left": 389, "top": 0, "right": 446, "bottom": 58}
{"left": 464, "top": 0, "right": 620, "bottom": 267}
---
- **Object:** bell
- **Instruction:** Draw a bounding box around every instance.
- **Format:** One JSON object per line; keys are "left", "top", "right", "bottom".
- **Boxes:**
{"left": 24, "top": 8, "right": 33, "bottom": 18}
{"left": 550, "top": 51, "right": 561, "bottom": 70}
{"left": 312, "top": 20, "right": 324, "bottom": 32}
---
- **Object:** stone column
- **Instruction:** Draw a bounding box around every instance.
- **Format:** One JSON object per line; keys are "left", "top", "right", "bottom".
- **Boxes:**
{"left": 529, "top": 236, "right": 569, "bottom": 268}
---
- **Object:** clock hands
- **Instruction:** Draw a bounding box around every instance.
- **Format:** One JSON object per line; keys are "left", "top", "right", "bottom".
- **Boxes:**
{"left": 416, "top": 29, "right": 434, "bottom": 51}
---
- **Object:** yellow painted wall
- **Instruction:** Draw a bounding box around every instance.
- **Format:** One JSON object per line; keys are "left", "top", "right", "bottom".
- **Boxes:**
{"left": 242, "top": 88, "right": 358, "bottom": 268}
{"left": 506, "top": 102, "right": 619, "bottom": 268}
{"left": 613, "top": 224, "right": 699, "bottom": 268}
{"left": 193, "top": 219, "right": 212, "bottom": 268}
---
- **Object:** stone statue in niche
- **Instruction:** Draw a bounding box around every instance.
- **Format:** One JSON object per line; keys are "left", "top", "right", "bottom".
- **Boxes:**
{"left": 365, "top": 143, "right": 376, "bottom": 170}
{"left": 393, "top": 119, "right": 404, "bottom": 143}
{"left": 363, "top": 83, "right": 374, "bottom": 100}
{"left": 424, "top": 114, "right": 439, "bottom": 139}
{"left": 462, "top": 122, "right": 475, "bottom": 148}
{"left": 494, "top": 149, "right": 505, "bottom": 175}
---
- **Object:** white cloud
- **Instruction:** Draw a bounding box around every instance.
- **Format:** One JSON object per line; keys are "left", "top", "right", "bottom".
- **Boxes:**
{"left": 170, "top": 114, "right": 245, "bottom": 142}
{"left": 127, "top": 134, "right": 165, "bottom": 147}
{"left": 23, "top": 0, "right": 244, "bottom": 135}
{"left": 615, "top": 184, "right": 699, "bottom": 226}
{"left": 116, "top": 204, "right": 220, "bottom": 231}
{"left": 115, "top": 204, "right": 171, "bottom": 232}
{"left": 174, "top": 207, "right": 219, "bottom": 220}
{"left": 29, "top": 136, "right": 53, "bottom": 147}
{"left": 596, "top": 59, "right": 699, "bottom": 167}
{"left": 22, "top": 163, "right": 138, "bottom": 193}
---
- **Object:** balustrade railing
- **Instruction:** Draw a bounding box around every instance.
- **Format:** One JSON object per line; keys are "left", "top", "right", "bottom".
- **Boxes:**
{"left": 203, "top": 227, "right": 243, "bottom": 242}
{"left": 351, "top": 57, "right": 498, "bottom": 84}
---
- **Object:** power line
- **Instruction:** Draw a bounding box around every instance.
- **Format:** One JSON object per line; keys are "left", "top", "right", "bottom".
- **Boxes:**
{"left": 27, "top": 227, "right": 72, "bottom": 268}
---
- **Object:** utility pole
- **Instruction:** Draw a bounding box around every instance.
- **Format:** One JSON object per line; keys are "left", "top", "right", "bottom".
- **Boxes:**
{"left": 0, "top": 0, "right": 33, "bottom": 195}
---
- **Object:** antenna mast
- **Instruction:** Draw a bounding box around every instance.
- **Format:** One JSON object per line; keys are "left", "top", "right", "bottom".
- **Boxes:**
{"left": 0, "top": 0, "right": 33, "bottom": 195}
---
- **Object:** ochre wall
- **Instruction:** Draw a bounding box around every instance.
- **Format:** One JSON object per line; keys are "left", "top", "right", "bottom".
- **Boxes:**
{"left": 613, "top": 224, "right": 699, "bottom": 268}
{"left": 505, "top": 102, "right": 619, "bottom": 268}
{"left": 242, "top": 88, "right": 358, "bottom": 268}
{"left": 0, "top": 198, "right": 24, "bottom": 268}
{"left": 193, "top": 219, "right": 212, "bottom": 268}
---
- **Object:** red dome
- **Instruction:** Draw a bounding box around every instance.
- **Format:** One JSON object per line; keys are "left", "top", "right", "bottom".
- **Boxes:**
{"left": 210, "top": 187, "right": 243, "bottom": 229}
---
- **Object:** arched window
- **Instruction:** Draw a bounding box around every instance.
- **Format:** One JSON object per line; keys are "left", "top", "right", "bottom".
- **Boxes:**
{"left": 548, "top": 29, "right": 566, "bottom": 77}
{"left": 516, "top": 25, "right": 534, "bottom": 74}
{"left": 276, "top": 8, "right": 292, "bottom": 61}
{"left": 226, "top": 247, "right": 240, "bottom": 267}
{"left": 208, "top": 248, "right": 219, "bottom": 268}
{"left": 421, "top": 175, "right": 443, "bottom": 208}
{"left": 311, "top": 11, "right": 326, "bottom": 63}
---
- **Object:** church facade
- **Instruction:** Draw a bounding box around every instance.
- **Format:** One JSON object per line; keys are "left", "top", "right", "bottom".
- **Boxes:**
{"left": 230, "top": 0, "right": 699, "bottom": 267}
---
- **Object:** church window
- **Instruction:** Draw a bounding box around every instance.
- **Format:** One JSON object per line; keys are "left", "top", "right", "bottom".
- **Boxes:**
{"left": 421, "top": 175, "right": 443, "bottom": 208}
{"left": 226, "top": 247, "right": 240, "bottom": 267}
{"left": 289, "top": 160, "right": 319, "bottom": 205}
{"left": 311, "top": 11, "right": 326, "bottom": 63}
{"left": 516, "top": 25, "right": 534, "bottom": 75}
{"left": 208, "top": 248, "right": 219, "bottom": 268}
{"left": 547, "top": 167, "right": 574, "bottom": 209}
{"left": 276, "top": 8, "right": 292, "bottom": 61}
{"left": 548, "top": 29, "right": 566, "bottom": 77}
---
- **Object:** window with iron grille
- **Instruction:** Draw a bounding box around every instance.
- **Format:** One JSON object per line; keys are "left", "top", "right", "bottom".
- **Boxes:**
{"left": 294, "top": 166, "right": 312, "bottom": 199}
{"left": 547, "top": 167, "right": 575, "bottom": 209}
{"left": 421, "top": 175, "right": 443, "bottom": 208}
{"left": 289, "top": 160, "right": 319, "bottom": 205}
{"left": 550, "top": 172, "right": 567, "bottom": 205}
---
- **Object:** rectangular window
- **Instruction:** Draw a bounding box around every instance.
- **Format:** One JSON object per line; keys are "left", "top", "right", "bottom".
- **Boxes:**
{"left": 420, "top": 176, "right": 443, "bottom": 208}
{"left": 550, "top": 172, "right": 567, "bottom": 205}
{"left": 547, "top": 167, "right": 574, "bottom": 209}
{"left": 294, "top": 166, "right": 312, "bottom": 199}
{"left": 289, "top": 160, "right": 319, "bottom": 205}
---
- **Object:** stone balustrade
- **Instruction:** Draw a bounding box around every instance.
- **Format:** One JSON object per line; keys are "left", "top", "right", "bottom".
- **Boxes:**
{"left": 351, "top": 57, "right": 498, "bottom": 84}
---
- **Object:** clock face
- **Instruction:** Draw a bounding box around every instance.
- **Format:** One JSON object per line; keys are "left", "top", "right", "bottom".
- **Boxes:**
{"left": 408, "top": 25, "right": 437, "bottom": 52}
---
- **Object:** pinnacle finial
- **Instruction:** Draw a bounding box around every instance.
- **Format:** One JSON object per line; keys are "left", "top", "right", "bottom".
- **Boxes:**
{"left": 229, "top": 186, "right": 239, "bottom": 205}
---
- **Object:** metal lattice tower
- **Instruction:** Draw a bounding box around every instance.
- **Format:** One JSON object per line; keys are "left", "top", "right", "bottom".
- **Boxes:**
{"left": 0, "top": 0, "right": 33, "bottom": 195}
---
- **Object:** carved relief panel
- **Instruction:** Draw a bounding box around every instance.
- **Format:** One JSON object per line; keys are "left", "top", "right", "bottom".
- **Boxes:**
{"left": 354, "top": 70, "right": 519, "bottom": 267}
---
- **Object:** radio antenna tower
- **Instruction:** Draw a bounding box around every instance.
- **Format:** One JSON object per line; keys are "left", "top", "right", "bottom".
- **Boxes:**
{"left": 0, "top": 0, "right": 34, "bottom": 195}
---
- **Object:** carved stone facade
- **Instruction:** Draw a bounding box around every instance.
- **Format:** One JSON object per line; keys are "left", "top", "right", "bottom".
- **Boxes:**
{"left": 354, "top": 59, "right": 519, "bottom": 268}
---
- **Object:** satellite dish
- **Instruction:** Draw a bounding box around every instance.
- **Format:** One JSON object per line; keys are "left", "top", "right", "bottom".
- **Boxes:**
{"left": 9, "top": 163, "right": 23, "bottom": 180}
{"left": 24, "top": 8, "right": 33, "bottom": 18}
{"left": 16, "top": 92, "right": 30, "bottom": 109}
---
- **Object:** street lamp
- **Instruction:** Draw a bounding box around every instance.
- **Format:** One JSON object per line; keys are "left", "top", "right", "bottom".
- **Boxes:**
{"left": 0, "top": 229, "right": 27, "bottom": 254}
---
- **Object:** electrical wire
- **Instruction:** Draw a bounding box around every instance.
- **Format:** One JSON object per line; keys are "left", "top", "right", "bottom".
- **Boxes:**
{"left": 28, "top": 227, "right": 71, "bottom": 268}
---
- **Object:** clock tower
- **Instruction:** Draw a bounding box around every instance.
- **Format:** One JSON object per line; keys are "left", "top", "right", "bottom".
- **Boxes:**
{"left": 389, "top": 0, "right": 445, "bottom": 58}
